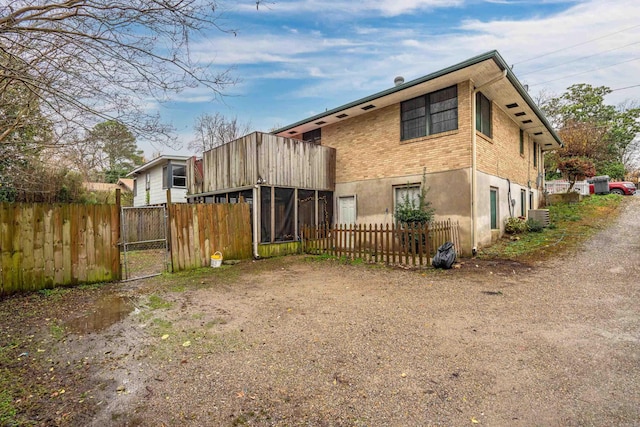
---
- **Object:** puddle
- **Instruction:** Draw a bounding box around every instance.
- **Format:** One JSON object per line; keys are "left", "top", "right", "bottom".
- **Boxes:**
{"left": 66, "top": 294, "right": 134, "bottom": 334}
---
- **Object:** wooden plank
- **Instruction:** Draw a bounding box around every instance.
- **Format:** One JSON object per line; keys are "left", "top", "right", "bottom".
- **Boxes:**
{"left": 0, "top": 204, "right": 14, "bottom": 295}
{"left": 85, "top": 205, "right": 97, "bottom": 280}
{"left": 42, "top": 206, "right": 55, "bottom": 286}
{"left": 75, "top": 204, "right": 88, "bottom": 283}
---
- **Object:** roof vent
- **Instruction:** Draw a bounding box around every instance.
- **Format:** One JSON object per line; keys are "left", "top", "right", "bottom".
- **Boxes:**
{"left": 394, "top": 76, "right": 405, "bottom": 86}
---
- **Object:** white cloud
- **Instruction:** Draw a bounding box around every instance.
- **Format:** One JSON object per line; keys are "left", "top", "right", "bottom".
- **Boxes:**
{"left": 238, "top": 0, "right": 464, "bottom": 17}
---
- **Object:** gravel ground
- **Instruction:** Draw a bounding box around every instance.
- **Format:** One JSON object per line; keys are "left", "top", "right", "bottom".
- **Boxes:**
{"left": 3, "top": 197, "right": 639, "bottom": 426}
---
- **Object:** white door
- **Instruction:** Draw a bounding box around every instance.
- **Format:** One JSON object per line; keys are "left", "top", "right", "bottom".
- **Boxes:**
{"left": 338, "top": 196, "right": 356, "bottom": 225}
{"left": 338, "top": 196, "right": 356, "bottom": 250}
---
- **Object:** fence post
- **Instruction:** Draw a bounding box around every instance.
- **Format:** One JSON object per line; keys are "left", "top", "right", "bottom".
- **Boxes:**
{"left": 115, "top": 189, "right": 122, "bottom": 280}
{"left": 166, "top": 189, "right": 174, "bottom": 273}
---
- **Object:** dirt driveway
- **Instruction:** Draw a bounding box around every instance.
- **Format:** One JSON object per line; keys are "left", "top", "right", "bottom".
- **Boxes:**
{"left": 2, "top": 196, "right": 639, "bottom": 426}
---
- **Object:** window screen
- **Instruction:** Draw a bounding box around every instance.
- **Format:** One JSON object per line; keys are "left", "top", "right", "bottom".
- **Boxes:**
{"left": 274, "top": 188, "right": 295, "bottom": 242}
{"left": 298, "top": 189, "right": 316, "bottom": 228}
{"left": 401, "top": 85, "right": 457, "bottom": 140}
{"left": 476, "top": 92, "right": 492, "bottom": 138}
{"left": 260, "top": 187, "right": 271, "bottom": 243}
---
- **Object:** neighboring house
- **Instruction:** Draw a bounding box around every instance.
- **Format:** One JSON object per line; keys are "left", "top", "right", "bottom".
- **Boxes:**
{"left": 187, "top": 51, "right": 563, "bottom": 256}
{"left": 127, "top": 155, "right": 191, "bottom": 206}
{"left": 83, "top": 178, "right": 135, "bottom": 205}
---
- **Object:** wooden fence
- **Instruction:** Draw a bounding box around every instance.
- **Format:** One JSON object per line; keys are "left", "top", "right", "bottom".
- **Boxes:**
{"left": 121, "top": 206, "right": 166, "bottom": 245}
{"left": 169, "top": 203, "right": 253, "bottom": 271}
{"left": 301, "top": 219, "right": 460, "bottom": 267}
{"left": 0, "top": 203, "right": 120, "bottom": 296}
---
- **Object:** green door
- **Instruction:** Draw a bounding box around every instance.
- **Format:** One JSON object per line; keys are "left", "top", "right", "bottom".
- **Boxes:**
{"left": 490, "top": 188, "right": 498, "bottom": 229}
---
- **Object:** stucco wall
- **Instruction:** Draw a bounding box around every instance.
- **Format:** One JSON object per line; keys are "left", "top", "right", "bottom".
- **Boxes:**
{"left": 333, "top": 168, "right": 473, "bottom": 255}
{"left": 475, "top": 171, "right": 540, "bottom": 249}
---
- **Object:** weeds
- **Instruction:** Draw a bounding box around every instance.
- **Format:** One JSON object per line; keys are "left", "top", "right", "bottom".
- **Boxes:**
{"left": 0, "top": 390, "right": 16, "bottom": 425}
{"left": 480, "top": 194, "right": 623, "bottom": 261}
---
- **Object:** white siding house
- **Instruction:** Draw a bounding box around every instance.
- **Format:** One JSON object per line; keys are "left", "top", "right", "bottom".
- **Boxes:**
{"left": 127, "top": 155, "right": 191, "bottom": 206}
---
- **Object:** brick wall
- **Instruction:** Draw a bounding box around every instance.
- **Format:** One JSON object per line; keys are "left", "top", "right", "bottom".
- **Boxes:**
{"left": 476, "top": 102, "right": 541, "bottom": 189}
{"left": 291, "top": 81, "right": 474, "bottom": 184}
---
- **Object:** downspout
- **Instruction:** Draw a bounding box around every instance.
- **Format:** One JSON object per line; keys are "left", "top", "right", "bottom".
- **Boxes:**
{"left": 253, "top": 134, "right": 261, "bottom": 259}
{"left": 253, "top": 185, "right": 260, "bottom": 259}
{"left": 471, "top": 69, "right": 507, "bottom": 255}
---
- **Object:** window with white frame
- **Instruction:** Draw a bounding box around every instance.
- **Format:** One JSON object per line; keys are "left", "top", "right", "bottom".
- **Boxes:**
{"left": 162, "top": 163, "right": 186, "bottom": 189}
{"left": 172, "top": 165, "right": 186, "bottom": 188}
{"left": 145, "top": 173, "right": 151, "bottom": 190}
{"left": 394, "top": 185, "right": 421, "bottom": 212}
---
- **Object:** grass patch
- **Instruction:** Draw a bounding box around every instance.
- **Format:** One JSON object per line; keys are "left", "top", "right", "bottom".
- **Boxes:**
{"left": 49, "top": 323, "right": 66, "bottom": 340}
{"left": 147, "top": 294, "right": 172, "bottom": 310}
{"left": 0, "top": 390, "right": 16, "bottom": 426}
{"left": 480, "top": 194, "right": 624, "bottom": 261}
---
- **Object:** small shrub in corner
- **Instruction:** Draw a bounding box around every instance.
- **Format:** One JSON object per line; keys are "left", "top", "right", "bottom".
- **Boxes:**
{"left": 504, "top": 217, "right": 528, "bottom": 234}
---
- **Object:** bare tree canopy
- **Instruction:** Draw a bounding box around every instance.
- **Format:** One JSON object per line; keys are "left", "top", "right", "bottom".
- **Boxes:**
{"left": 189, "top": 112, "right": 251, "bottom": 153}
{"left": 0, "top": 0, "right": 235, "bottom": 147}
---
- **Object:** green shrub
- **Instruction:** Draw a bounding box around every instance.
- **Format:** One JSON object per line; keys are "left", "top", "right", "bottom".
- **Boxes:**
{"left": 526, "top": 218, "right": 544, "bottom": 232}
{"left": 504, "top": 217, "right": 528, "bottom": 234}
{"left": 394, "top": 168, "right": 435, "bottom": 226}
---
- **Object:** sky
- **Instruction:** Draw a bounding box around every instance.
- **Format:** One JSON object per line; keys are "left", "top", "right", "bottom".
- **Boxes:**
{"left": 143, "top": 0, "right": 640, "bottom": 159}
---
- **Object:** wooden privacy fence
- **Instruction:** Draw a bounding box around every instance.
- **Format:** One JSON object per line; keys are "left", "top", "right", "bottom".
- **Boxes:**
{"left": 0, "top": 203, "right": 120, "bottom": 296}
{"left": 301, "top": 219, "right": 460, "bottom": 267}
{"left": 121, "top": 206, "right": 166, "bottom": 245}
{"left": 169, "top": 202, "right": 253, "bottom": 271}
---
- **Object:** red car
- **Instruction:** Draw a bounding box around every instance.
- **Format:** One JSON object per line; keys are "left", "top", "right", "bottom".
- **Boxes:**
{"left": 589, "top": 181, "right": 637, "bottom": 195}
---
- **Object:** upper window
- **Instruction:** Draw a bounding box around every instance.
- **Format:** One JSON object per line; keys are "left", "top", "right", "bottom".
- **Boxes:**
{"left": 519, "top": 129, "right": 524, "bottom": 155}
{"left": 163, "top": 163, "right": 186, "bottom": 189}
{"left": 401, "top": 85, "right": 458, "bottom": 140}
{"left": 533, "top": 142, "right": 538, "bottom": 167}
{"left": 476, "top": 92, "right": 492, "bottom": 138}
{"left": 172, "top": 165, "right": 186, "bottom": 188}
{"left": 302, "top": 128, "right": 321, "bottom": 144}
{"left": 145, "top": 173, "right": 151, "bottom": 190}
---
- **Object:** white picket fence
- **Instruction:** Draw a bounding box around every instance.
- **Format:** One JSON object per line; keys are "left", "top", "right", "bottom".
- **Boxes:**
{"left": 545, "top": 180, "right": 590, "bottom": 195}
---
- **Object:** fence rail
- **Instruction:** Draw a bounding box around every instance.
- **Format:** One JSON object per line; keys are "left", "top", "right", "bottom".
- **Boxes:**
{"left": 0, "top": 203, "right": 120, "bottom": 296}
{"left": 545, "top": 180, "right": 590, "bottom": 195}
{"left": 301, "top": 219, "right": 460, "bottom": 267}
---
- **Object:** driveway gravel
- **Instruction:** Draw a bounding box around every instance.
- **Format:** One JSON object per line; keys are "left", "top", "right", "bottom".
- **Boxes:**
{"left": 2, "top": 196, "right": 639, "bottom": 426}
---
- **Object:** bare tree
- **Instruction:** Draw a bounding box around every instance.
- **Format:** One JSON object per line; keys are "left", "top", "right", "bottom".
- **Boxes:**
{"left": 189, "top": 112, "right": 251, "bottom": 153}
{"left": 0, "top": 1, "right": 237, "bottom": 149}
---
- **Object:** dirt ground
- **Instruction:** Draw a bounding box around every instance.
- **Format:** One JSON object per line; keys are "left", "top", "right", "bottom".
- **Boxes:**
{"left": 1, "top": 197, "right": 639, "bottom": 426}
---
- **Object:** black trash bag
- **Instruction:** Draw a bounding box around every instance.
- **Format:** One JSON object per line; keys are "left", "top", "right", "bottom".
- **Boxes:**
{"left": 432, "top": 241, "right": 456, "bottom": 269}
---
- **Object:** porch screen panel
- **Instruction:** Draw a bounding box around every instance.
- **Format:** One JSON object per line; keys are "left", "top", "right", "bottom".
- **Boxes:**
{"left": 260, "top": 186, "right": 271, "bottom": 243}
{"left": 318, "top": 191, "right": 333, "bottom": 225}
{"left": 274, "top": 188, "right": 295, "bottom": 242}
{"left": 298, "top": 189, "right": 315, "bottom": 228}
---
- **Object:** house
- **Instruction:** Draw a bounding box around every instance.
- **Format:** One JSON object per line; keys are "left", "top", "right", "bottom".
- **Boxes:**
{"left": 187, "top": 50, "right": 562, "bottom": 256}
{"left": 127, "top": 155, "right": 191, "bottom": 207}
{"left": 82, "top": 178, "right": 136, "bottom": 205}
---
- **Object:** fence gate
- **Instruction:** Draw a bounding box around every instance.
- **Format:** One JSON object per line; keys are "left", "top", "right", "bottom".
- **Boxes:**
{"left": 121, "top": 206, "right": 169, "bottom": 280}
